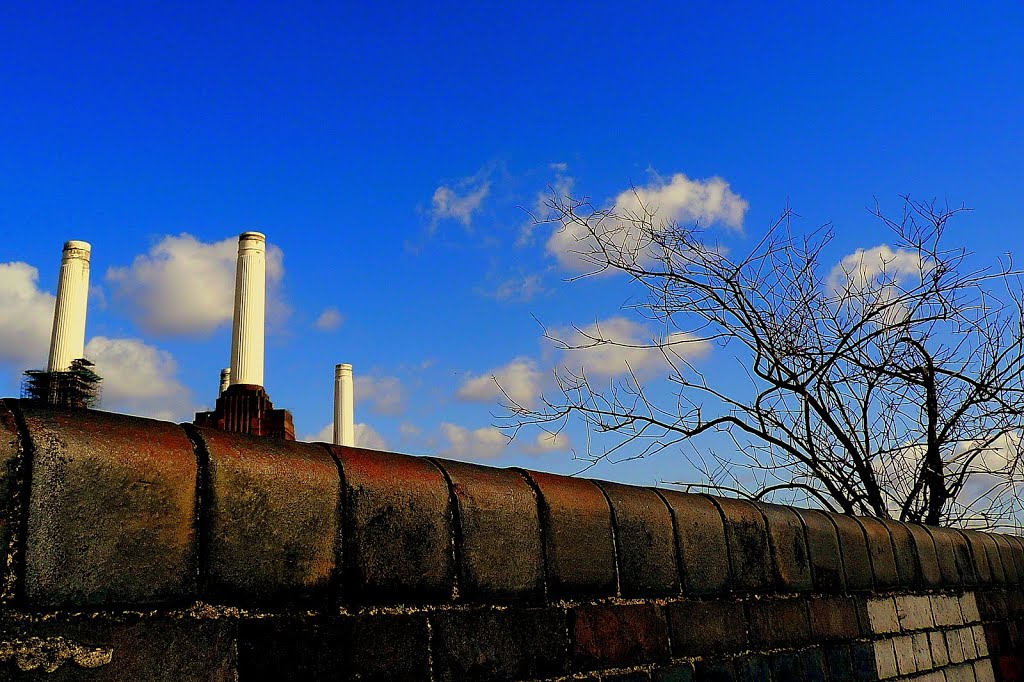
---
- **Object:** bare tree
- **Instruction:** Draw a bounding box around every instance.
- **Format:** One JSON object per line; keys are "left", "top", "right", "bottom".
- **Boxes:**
{"left": 504, "top": 192, "right": 1024, "bottom": 529}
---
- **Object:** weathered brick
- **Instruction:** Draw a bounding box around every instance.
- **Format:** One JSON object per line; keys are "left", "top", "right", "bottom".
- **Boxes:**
{"left": 432, "top": 459, "right": 543, "bottom": 600}
{"left": 873, "top": 639, "right": 898, "bottom": 679}
{"left": 13, "top": 617, "right": 237, "bottom": 681}
{"left": 895, "top": 594, "right": 935, "bottom": 631}
{"left": 238, "top": 614, "right": 429, "bottom": 681}
{"left": 850, "top": 641, "right": 878, "bottom": 680}
{"left": 431, "top": 607, "right": 568, "bottom": 681}
{"left": 802, "top": 647, "right": 828, "bottom": 682}
{"left": 962, "top": 625, "right": 979, "bottom": 660}
{"left": 881, "top": 520, "right": 923, "bottom": 587}
{"left": 659, "top": 490, "right": 730, "bottom": 595}
{"left": 931, "top": 594, "right": 965, "bottom": 627}
{"left": 796, "top": 509, "right": 845, "bottom": 592}
{"left": 905, "top": 523, "right": 942, "bottom": 587}
{"left": 960, "top": 592, "right": 982, "bottom": 623}
{"left": 713, "top": 496, "right": 771, "bottom": 592}
{"left": 974, "top": 659, "right": 997, "bottom": 682}
{"left": 856, "top": 516, "right": 899, "bottom": 589}
{"left": 867, "top": 596, "right": 901, "bottom": 634}
{"left": 769, "top": 651, "right": 804, "bottom": 680}
{"left": 597, "top": 482, "right": 679, "bottom": 596}
{"left": 734, "top": 655, "right": 770, "bottom": 682}
{"left": 20, "top": 404, "right": 197, "bottom": 607}
{"left": 667, "top": 599, "right": 746, "bottom": 656}
{"left": 825, "top": 644, "right": 855, "bottom": 682}
{"left": 526, "top": 471, "right": 615, "bottom": 598}
{"left": 912, "top": 631, "right": 932, "bottom": 671}
{"left": 197, "top": 427, "right": 338, "bottom": 604}
{"left": 976, "top": 590, "right": 1006, "bottom": 621}
{"left": 973, "top": 625, "right": 990, "bottom": 658}
{"left": 654, "top": 663, "right": 695, "bottom": 682}
{"left": 331, "top": 446, "right": 453, "bottom": 603}
{"left": 692, "top": 660, "right": 735, "bottom": 681}
{"left": 892, "top": 634, "right": 916, "bottom": 675}
{"left": 829, "top": 512, "right": 874, "bottom": 591}
{"left": 957, "top": 530, "right": 992, "bottom": 585}
{"left": 946, "top": 528, "right": 979, "bottom": 587}
{"left": 0, "top": 401, "right": 22, "bottom": 603}
{"left": 930, "top": 629, "right": 950, "bottom": 667}
{"left": 573, "top": 603, "right": 669, "bottom": 670}
{"left": 754, "top": 501, "right": 812, "bottom": 592}
{"left": 947, "top": 628, "right": 966, "bottom": 664}
{"left": 809, "top": 595, "right": 860, "bottom": 640}
{"left": 945, "top": 662, "right": 978, "bottom": 682}
{"left": 747, "top": 597, "right": 810, "bottom": 647}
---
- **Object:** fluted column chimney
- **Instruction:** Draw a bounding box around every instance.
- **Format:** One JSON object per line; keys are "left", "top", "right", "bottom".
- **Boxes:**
{"left": 47, "top": 241, "right": 91, "bottom": 373}
{"left": 334, "top": 363, "right": 355, "bottom": 446}
{"left": 219, "top": 368, "right": 231, "bottom": 396}
{"left": 229, "top": 232, "right": 266, "bottom": 387}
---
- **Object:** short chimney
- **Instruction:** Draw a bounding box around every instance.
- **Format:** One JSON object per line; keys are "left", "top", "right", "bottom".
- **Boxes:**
{"left": 48, "top": 240, "right": 91, "bottom": 373}
{"left": 219, "top": 368, "right": 231, "bottom": 396}
{"left": 334, "top": 363, "right": 355, "bottom": 446}
{"left": 229, "top": 232, "right": 266, "bottom": 387}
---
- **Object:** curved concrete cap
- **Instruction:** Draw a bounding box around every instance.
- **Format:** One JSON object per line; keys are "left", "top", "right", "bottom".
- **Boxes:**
{"left": 335, "top": 363, "right": 353, "bottom": 377}
{"left": 62, "top": 240, "right": 91, "bottom": 257}
{"left": 238, "top": 231, "right": 266, "bottom": 243}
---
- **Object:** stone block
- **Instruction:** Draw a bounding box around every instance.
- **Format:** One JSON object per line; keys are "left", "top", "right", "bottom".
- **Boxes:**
{"left": 659, "top": 490, "right": 730, "bottom": 595}
{"left": 572, "top": 603, "right": 669, "bottom": 670}
{"left": 525, "top": 471, "right": 615, "bottom": 598}
{"left": 747, "top": 597, "right": 810, "bottom": 647}
{"left": 769, "top": 652, "right": 804, "bottom": 680}
{"left": 867, "top": 596, "right": 901, "bottom": 634}
{"left": 654, "top": 663, "right": 695, "bottom": 682}
{"left": 857, "top": 516, "right": 899, "bottom": 589}
{"left": 850, "top": 641, "right": 879, "bottom": 680}
{"left": 796, "top": 508, "right": 845, "bottom": 592}
{"left": 931, "top": 594, "right": 965, "bottom": 627}
{"left": 20, "top": 405, "right": 198, "bottom": 607}
{"left": 828, "top": 512, "right": 874, "bottom": 591}
{"left": 947, "top": 628, "right": 966, "bottom": 664}
{"left": 973, "top": 625, "right": 989, "bottom": 658}
{"left": 962, "top": 626, "right": 979, "bottom": 660}
{"left": 754, "top": 501, "right": 812, "bottom": 592}
{"left": 944, "top": 662, "right": 978, "bottom": 682}
{"left": 930, "top": 630, "right": 950, "bottom": 667}
{"left": 597, "top": 481, "right": 679, "bottom": 596}
{"left": 912, "top": 631, "right": 933, "bottom": 671}
{"left": 895, "top": 594, "right": 935, "bottom": 631}
{"left": 713, "top": 496, "right": 771, "bottom": 592}
{"left": 962, "top": 530, "right": 1001, "bottom": 585}
{"left": 992, "top": 534, "right": 1022, "bottom": 585}
{"left": 825, "top": 644, "right": 855, "bottom": 682}
{"left": 196, "top": 427, "right": 339, "bottom": 604}
{"left": 892, "top": 634, "right": 916, "bottom": 675}
{"left": 431, "top": 607, "right": 568, "bottom": 681}
{"left": 734, "top": 655, "right": 771, "bottom": 682}
{"left": 801, "top": 647, "right": 828, "bottom": 682}
{"left": 809, "top": 595, "right": 861, "bottom": 640}
{"left": 667, "top": 599, "right": 746, "bottom": 656}
{"left": 330, "top": 446, "right": 453, "bottom": 604}
{"left": 973, "top": 659, "right": 997, "bottom": 682}
{"left": 960, "top": 592, "right": 981, "bottom": 623}
{"left": 432, "top": 459, "right": 543, "bottom": 600}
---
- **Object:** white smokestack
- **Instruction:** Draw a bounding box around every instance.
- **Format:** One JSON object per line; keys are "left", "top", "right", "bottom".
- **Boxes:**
{"left": 219, "top": 368, "right": 231, "bottom": 396}
{"left": 229, "top": 232, "right": 266, "bottom": 387}
{"left": 334, "top": 363, "right": 355, "bottom": 446}
{"left": 47, "top": 240, "right": 92, "bottom": 373}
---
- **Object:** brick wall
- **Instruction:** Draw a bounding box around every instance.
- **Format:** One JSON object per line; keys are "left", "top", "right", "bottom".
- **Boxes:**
{"left": 0, "top": 398, "right": 1021, "bottom": 681}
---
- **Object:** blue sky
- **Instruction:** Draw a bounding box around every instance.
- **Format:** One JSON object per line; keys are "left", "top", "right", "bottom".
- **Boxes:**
{"left": 1, "top": 3, "right": 1022, "bottom": 487}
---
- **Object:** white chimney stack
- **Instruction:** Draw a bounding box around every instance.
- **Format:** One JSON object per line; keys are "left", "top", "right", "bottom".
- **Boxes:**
{"left": 219, "top": 368, "right": 231, "bottom": 396}
{"left": 334, "top": 363, "right": 355, "bottom": 446}
{"left": 47, "top": 240, "right": 92, "bottom": 373}
{"left": 229, "top": 232, "right": 266, "bottom": 387}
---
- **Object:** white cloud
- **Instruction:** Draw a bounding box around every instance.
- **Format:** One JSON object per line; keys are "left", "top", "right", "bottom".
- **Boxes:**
{"left": 430, "top": 171, "right": 491, "bottom": 229}
{"left": 355, "top": 374, "right": 407, "bottom": 415}
{"left": 0, "top": 262, "right": 55, "bottom": 367}
{"left": 554, "top": 316, "right": 712, "bottom": 379}
{"left": 486, "top": 274, "right": 547, "bottom": 302}
{"left": 84, "top": 336, "right": 192, "bottom": 421}
{"left": 827, "top": 244, "right": 927, "bottom": 296}
{"left": 106, "top": 234, "right": 285, "bottom": 336}
{"left": 440, "top": 422, "right": 508, "bottom": 460}
{"left": 547, "top": 172, "right": 747, "bottom": 272}
{"left": 307, "top": 422, "right": 388, "bottom": 450}
{"left": 457, "top": 357, "right": 543, "bottom": 407}
{"left": 313, "top": 306, "right": 344, "bottom": 331}
{"left": 519, "top": 166, "right": 575, "bottom": 247}
{"left": 522, "top": 431, "right": 572, "bottom": 455}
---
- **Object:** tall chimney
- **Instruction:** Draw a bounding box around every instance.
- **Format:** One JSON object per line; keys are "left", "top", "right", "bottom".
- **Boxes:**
{"left": 219, "top": 368, "right": 231, "bottom": 396}
{"left": 229, "top": 232, "right": 266, "bottom": 387}
{"left": 334, "top": 363, "right": 355, "bottom": 446}
{"left": 47, "top": 240, "right": 92, "bottom": 373}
